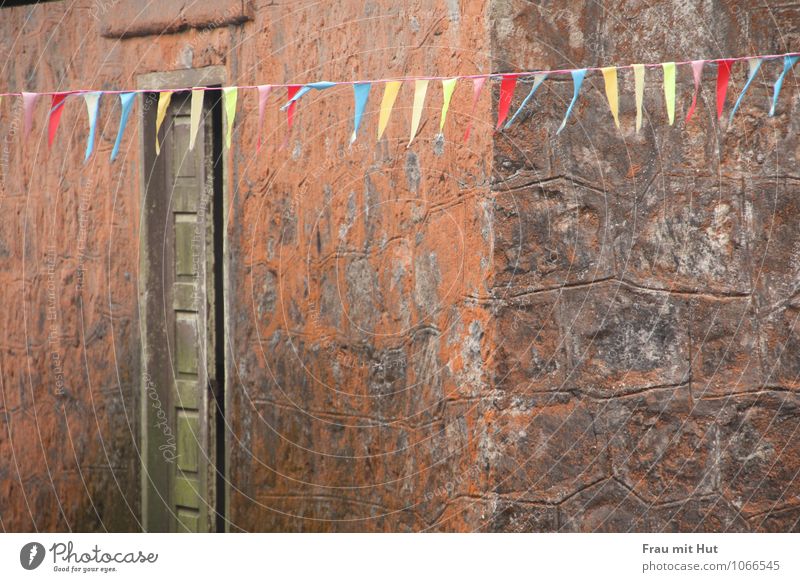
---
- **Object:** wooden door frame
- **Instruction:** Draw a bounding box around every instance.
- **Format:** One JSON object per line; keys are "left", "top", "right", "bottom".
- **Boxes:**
{"left": 137, "top": 65, "right": 230, "bottom": 532}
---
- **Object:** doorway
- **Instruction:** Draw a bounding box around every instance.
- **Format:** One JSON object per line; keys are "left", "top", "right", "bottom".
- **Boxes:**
{"left": 139, "top": 68, "right": 227, "bottom": 533}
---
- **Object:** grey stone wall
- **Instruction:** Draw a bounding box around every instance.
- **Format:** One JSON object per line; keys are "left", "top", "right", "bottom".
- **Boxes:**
{"left": 489, "top": 0, "right": 800, "bottom": 531}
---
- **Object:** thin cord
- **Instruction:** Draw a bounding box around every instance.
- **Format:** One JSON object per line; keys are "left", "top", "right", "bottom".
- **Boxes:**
{"left": 1, "top": 51, "right": 797, "bottom": 97}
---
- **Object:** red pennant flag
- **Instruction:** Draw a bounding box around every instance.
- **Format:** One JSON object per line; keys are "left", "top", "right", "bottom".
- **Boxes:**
{"left": 284, "top": 85, "right": 301, "bottom": 146}
{"left": 48, "top": 93, "right": 69, "bottom": 147}
{"left": 496, "top": 75, "right": 517, "bottom": 130}
{"left": 715, "top": 59, "right": 734, "bottom": 119}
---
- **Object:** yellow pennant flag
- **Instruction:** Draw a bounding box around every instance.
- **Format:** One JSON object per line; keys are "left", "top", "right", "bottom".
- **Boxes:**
{"left": 222, "top": 86, "right": 237, "bottom": 150}
{"left": 439, "top": 77, "right": 458, "bottom": 135}
{"left": 189, "top": 89, "right": 204, "bottom": 151}
{"left": 377, "top": 81, "right": 402, "bottom": 140}
{"left": 155, "top": 91, "right": 173, "bottom": 155}
{"left": 633, "top": 64, "right": 645, "bottom": 132}
{"left": 408, "top": 79, "right": 429, "bottom": 147}
{"left": 601, "top": 66, "right": 619, "bottom": 129}
{"left": 662, "top": 62, "right": 676, "bottom": 125}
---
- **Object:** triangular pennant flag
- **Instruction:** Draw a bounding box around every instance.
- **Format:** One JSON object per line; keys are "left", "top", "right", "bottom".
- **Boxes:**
{"left": 222, "top": 86, "right": 237, "bottom": 150}
{"left": 111, "top": 92, "right": 135, "bottom": 162}
{"left": 770, "top": 55, "right": 800, "bottom": 117}
{"left": 729, "top": 58, "right": 762, "bottom": 123}
{"left": 557, "top": 69, "right": 586, "bottom": 134}
{"left": 48, "top": 93, "right": 69, "bottom": 147}
{"left": 189, "top": 89, "right": 204, "bottom": 151}
{"left": 662, "top": 62, "right": 676, "bottom": 125}
{"left": 716, "top": 59, "right": 734, "bottom": 119}
{"left": 505, "top": 73, "right": 547, "bottom": 129}
{"left": 439, "top": 77, "right": 458, "bottom": 135}
{"left": 496, "top": 75, "right": 517, "bottom": 130}
{"left": 257, "top": 85, "right": 271, "bottom": 151}
{"left": 22, "top": 92, "right": 39, "bottom": 140}
{"left": 350, "top": 82, "right": 371, "bottom": 144}
{"left": 285, "top": 84, "right": 301, "bottom": 145}
{"left": 463, "top": 77, "right": 486, "bottom": 142}
{"left": 155, "top": 91, "right": 172, "bottom": 156}
{"left": 377, "top": 80, "right": 402, "bottom": 140}
{"left": 601, "top": 66, "right": 620, "bottom": 128}
{"left": 408, "top": 79, "right": 429, "bottom": 147}
{"left": 633, "top": 64, "right": 645, "bottom": 132}
{"left": 686, "top": 60, "right": 705, "bottom": 123}
{"left": 281, "top": 81, "right": 336, "bottom": 110}
{"left": 82, "top": 92, "right": 101, "bottom": 162}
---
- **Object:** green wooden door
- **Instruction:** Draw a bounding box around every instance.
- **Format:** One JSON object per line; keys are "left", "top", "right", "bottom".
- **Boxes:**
{"left": 142, "top": 90, "right": 222, "bottom": 532}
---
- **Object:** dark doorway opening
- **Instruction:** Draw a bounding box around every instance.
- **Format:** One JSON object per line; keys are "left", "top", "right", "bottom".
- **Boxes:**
{"left": 141, "top": 83, "right": 226, "bottom": 533}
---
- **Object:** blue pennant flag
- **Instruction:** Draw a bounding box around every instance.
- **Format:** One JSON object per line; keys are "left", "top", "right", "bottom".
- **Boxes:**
{"left": 111, "top": 92, "right": 135, "bottom": 162}
{"left": 557, "top": 69, "right": 586, "bottom": 134}
{"left": 280, "top": 81, "right": 336, "bottom": 110}
{"left": 729, "top": 58, "right": 762, "bottom": 123}
{"left": 505, "top": 73, "right": 547, "bottom": 129}
{"left": 770, "top": 55, "right": 799, "bottom": 117}
{"left": 350, "top": 82, "right": 371, "bottom": 144}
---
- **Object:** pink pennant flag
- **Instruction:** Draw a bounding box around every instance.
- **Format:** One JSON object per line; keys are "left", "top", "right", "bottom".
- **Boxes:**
{"left": 22, "top": 92, "right": 39, "bottom": 140}
{"left": 257, "top": 84, "right": 271, "bottom": 151}
{"left": 284, "top": 84, "right": 301, "bottom": 147}
{"left": 716, "top": 59, "right": 734, "bottom": 119}
{"left": 496, "top": 75, "right": 517, "bottom": 130}
{"left": 463, "top": 77, "right": 486, "bottom": 143}
{"left": 685, "top": 60, "right": 704, "bottom": 123}
{"left": 48, "top": 93, "right": 69, "bottom": 147}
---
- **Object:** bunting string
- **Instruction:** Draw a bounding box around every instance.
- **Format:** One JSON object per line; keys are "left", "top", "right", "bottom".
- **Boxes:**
{"left": 2, "top": 51, "right": 796, "bottom": 96}
{"left": 1, "top": 50, "right": 797, "bottom": 161}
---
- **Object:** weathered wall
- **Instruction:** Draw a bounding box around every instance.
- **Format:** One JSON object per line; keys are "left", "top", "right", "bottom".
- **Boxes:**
{"left": 490, "top": 0, "right": 800, "bottom": 531}
{"left": 0, "top": 0, "right": 495, "bottom": 532}
{"left": 227, "top": 0, "right": 495, "bottom": 532}
{"left": 0, "top": 0, "right": 255, "bottom": 531}
{"left": 0, "top": 0, "right": 798, "bottom": 532}
{"left": 0, "top": 4, "right": 145, "bottom": 531}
